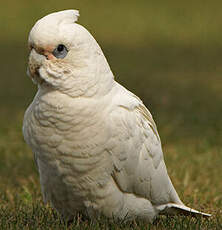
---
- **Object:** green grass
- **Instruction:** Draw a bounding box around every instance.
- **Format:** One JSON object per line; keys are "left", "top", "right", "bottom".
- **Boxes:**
{"left": 0, "top": 0, "right": 222, "bottom": 229}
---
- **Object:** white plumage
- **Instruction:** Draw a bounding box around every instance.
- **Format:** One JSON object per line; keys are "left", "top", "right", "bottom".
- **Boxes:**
{"left": 23, "top": 10, "right": 210, "bottom": 222}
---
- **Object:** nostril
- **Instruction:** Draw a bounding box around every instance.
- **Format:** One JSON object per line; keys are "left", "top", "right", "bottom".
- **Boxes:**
{"left": 43, "top": 51, "right": 55, "bottom": 60}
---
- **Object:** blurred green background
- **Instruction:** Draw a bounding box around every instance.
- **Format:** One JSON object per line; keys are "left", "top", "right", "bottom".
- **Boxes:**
{"left": 1, "top": 0, "right": 222, "bottom": 140}
{"left": 0, "top": 0, "right": 221, "bottom": 227}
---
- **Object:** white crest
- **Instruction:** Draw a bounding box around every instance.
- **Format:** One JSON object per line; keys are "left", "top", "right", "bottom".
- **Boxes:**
{"left": 36, "top": 9, "right": 80, "bottom": 26}
{"left": 28, "top": 9, "right": 80, "bottom": 49}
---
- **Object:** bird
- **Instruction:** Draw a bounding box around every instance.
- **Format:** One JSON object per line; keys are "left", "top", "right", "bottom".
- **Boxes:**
{"left": 23, "top": 9, "right": 211, "bottom": 223}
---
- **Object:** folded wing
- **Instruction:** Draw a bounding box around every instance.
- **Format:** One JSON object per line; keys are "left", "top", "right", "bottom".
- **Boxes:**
{"left": 107, "top": 84, "right": 182, "bottom": 206}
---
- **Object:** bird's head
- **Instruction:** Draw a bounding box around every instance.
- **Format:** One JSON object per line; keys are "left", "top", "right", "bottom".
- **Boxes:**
{"left": 27, "top": 10, "right": 114, "bottom": 97}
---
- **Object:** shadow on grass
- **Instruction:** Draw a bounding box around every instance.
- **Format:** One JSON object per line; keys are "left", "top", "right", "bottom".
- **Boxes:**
{"left": 0, "top": 199, "right": 221, "bottom": 230}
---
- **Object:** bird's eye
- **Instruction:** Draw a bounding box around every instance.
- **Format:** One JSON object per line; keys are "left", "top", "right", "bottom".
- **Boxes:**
{"left": 52, "top": 44, "right": 68, "bottom": 59}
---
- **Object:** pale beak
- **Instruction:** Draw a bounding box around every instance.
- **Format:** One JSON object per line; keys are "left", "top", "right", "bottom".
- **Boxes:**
{"left": 28, "top": 48, "right": 46, "bottom": 84}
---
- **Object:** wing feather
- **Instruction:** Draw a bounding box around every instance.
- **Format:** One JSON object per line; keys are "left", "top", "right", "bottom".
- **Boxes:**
{"left": 107, "top": 84, "right": 182, "bottom": 205}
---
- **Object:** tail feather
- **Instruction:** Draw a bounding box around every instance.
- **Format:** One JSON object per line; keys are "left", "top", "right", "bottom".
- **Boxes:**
{"left": 156, "top": 203, "right": 211, "bottom": 218}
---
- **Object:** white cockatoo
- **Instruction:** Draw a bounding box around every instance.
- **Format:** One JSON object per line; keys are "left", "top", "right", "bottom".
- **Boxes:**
{"left": 23, "top": 10, "right": 210, "bottom": 222}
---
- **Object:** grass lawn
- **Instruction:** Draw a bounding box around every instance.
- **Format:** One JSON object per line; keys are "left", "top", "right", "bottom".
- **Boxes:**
{"left": 0, "top": 0, "right": 221, "bottom": 229}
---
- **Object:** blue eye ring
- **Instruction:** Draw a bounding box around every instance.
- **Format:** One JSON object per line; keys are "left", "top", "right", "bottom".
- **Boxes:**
{"left": 52, "top": 44, "right": 68, "bottom": 59}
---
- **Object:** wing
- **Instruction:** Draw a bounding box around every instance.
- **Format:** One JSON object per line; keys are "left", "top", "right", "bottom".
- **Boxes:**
{"left": 107, "top": 84, "right": 182, "bottom": 205}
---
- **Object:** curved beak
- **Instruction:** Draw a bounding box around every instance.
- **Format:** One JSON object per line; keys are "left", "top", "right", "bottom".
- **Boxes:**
{"left": 27, "top": 48, "right": 46, "bottom": 84}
